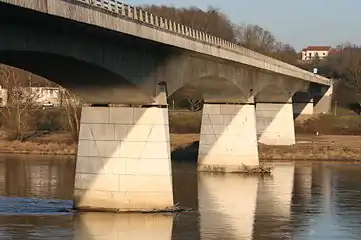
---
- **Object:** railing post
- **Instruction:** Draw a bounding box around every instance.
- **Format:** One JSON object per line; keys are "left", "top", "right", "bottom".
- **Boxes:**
{"left": 121, "top": 2, "right": 125, "bottom": 15}
{"left": 145, "top": 12, "right": 149, "bottom": 23}
{"left": 150, "top": 14, "right": 154, "bottom": 25}
{"left": 181, "top": 25, "right": 185, "bottom": 35}
{"left": 127, "top": 5, "right": 132, "bottom": 17}
{"left": 114, "top": 0, "right": 118, "bottom": 13}
{"left": 107, "top": 0, "right": 112, "bottom": 11}
{"left": 139, "top": 9, "right": 143, "bottom": 21}
{"left": 134, "top": 7, "right": 138, "bottom": 20}
{"left": 168, "top": 20, "right": 173, "bottom": 31}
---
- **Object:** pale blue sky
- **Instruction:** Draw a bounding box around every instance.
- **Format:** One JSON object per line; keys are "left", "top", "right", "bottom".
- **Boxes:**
{"left": 127, "top": 0, "right": 360, "bottom": 51}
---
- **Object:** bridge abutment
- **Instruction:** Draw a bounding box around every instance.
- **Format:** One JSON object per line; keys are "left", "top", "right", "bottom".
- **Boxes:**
{"left": 256, "top": 101, "right": 296, "bottom": 146}
{"left": 197, "top": 102, "right": 259, "bottom": 172}
{"left": 74, "top": 105, "right": 174, "bottom": 212}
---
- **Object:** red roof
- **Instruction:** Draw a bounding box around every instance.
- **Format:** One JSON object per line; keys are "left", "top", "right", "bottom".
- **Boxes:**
{"left": 302, "top": 46, "right": 332, "bottom": 51}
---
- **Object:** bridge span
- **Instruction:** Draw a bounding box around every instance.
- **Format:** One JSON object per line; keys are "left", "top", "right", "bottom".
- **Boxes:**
{"left": 0, "top": 0, "right": 332, "bottom": 212}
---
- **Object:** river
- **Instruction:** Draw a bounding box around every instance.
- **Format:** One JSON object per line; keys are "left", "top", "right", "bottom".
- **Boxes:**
{"left": 0, "top": 154, "right": 360, "bottom": 239}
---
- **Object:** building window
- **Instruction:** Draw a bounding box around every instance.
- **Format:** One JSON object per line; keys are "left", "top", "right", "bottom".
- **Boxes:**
{"left": 323, "top": 53, "right": 326, "bottom": 55}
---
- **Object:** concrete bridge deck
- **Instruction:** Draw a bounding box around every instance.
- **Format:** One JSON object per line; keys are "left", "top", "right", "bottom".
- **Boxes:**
{"left": 1, "top": 0, "right": 330, "bottom": 86}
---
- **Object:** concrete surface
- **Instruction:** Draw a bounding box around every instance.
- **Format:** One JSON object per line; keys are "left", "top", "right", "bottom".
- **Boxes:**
{"left": 256, "top": 102, "right": 296, "bottom": 146}
{"left": 198, "top": 103, "right": 259, "bottom": 172}
{"left": 314, "top": 84, "right": 333, "bottom": 114}
{"left": 293, "top": 102, "right": 314, "bottom": 116}
{"left": 74, "top": 106, "right": 174, "bottom": 211}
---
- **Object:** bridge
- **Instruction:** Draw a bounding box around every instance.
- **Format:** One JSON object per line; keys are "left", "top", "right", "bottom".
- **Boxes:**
{"left": 0, "top": 0, "right": 332, "bottom": 212}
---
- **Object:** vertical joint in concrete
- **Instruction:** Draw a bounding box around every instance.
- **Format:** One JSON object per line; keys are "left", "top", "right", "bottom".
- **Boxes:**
{"left": 197, "top": 101, "right": 259, "bottom": 173}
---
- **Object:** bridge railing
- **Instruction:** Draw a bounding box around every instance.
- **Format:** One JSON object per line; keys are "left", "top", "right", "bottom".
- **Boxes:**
{"left": 72, "top": 0, "right": 327, "bottom": 83}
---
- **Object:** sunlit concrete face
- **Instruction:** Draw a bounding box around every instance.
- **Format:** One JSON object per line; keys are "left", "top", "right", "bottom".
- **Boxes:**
{"left": 198, "top": 173, "right": 259, "bottom": 240}
{"left": 74, "top": 106, "right": 173, "bottom": 212}
{"left": 73, "top": 212, "right": 173, "bottom": 240}
{"left": 256, "top": 101, "right": 296, "bottom": 146}
{"left": 198, "top": 103, "right": 259, "bottom": 172}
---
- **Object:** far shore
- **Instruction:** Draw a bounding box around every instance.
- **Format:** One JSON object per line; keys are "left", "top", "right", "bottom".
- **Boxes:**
{"left": 0, "top": 132, "right": 361, "bottom": 162}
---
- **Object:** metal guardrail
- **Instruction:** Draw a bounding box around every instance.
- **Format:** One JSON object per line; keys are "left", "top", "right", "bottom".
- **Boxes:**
{"left": 71, "top": 0, "right": 329, "bottom": 84}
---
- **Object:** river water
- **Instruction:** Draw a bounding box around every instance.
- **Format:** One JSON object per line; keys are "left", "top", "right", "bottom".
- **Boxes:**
{"left": 0, "top": 154, "right": 361, "bottom": 239}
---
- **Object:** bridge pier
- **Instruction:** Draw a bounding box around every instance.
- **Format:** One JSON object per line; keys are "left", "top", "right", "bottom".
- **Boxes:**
{"left": 256, "top": 101, "right": 296, "bottom": 146}
{"left": 197, "top": 102, "right": 259, "bottom": 172}
{"left": 74, "top": 105, "right": 174, "bottom": 212}
{"left": 314, "top": 84, "right": 333, "bottom": 114}
{"left": 293, "top": 100, "right": 314, "bottom": 117}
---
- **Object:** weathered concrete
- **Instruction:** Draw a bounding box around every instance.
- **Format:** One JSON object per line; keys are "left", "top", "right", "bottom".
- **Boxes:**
{"left": 256, "top": 102, "right": 296, "bottom": 146}
{"left": 198, "top": 103, "right": 259, "bottom": 172}
{"left": 198, "top": 173, "right": 259, "bottom": 240}
{"left": 74, "top": 105, "right": 174, "bottom": 212}
{"left": 314, "top": 84, "right": 333, "bottom": 114}
{"left": 74, "top": 212, "right": 173, "bottom": 239}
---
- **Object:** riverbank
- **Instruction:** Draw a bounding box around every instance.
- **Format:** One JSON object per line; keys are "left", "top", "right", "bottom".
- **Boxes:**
{"left": 0, "top": 132, "right": 76, "bottom": 156}
{"left": 171, "top": 133, "right": 361, "bottom": 162}
{"left": 0, "top": 132, "right": 361, "bottom": 161}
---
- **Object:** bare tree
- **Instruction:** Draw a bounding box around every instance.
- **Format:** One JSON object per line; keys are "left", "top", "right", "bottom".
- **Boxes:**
{"left": 235, "top": 24, "right": 276, "bottom": 54}
{"left": 338, "top": 47, "right": 361, "bottom": 92}
{"left": 187, "top": 99, "right": 203, "bottom": 112}
{"left": 0, "top": 65, "right": 42, "bottom": 141}
{"left": 59, "top": 88, "right": 82, "bottom": 141}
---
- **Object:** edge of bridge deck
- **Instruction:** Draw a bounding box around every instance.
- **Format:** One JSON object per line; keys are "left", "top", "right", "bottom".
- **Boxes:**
{"left": 0, "top": 0, "right": 331, "bottom": 86}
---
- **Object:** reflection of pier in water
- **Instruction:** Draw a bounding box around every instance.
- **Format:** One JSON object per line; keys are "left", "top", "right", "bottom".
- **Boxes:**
{"left": 253, "top": 163, "right": 295, "bottom": 240}
{"left": 198, "top": 173, "right": 259, "bottom": 240}
{"left": 73, "top": 213, "right": 173, "bottom": 240}
{"left": 197, "top": 163, "right": 297, "bottom": 240}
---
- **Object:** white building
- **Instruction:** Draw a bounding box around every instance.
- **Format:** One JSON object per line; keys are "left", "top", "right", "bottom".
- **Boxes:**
{"left": 0, "top": 86, "right": 64, "bottom": 107}
{"left": 30, "top": 87, "right": 63, "bottom": 107}
{"left": 301, "top": 46, "right": 332, "bottom": 61}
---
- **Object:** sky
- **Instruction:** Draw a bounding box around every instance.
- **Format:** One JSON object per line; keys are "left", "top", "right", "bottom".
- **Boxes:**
{"left": 127, "top": 0, "right": 360, "bottom": 51}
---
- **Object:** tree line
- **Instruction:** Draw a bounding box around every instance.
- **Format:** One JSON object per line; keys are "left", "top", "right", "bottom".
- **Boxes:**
{"left": 143, "top": 5, "right": 299, "bottom": 64}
